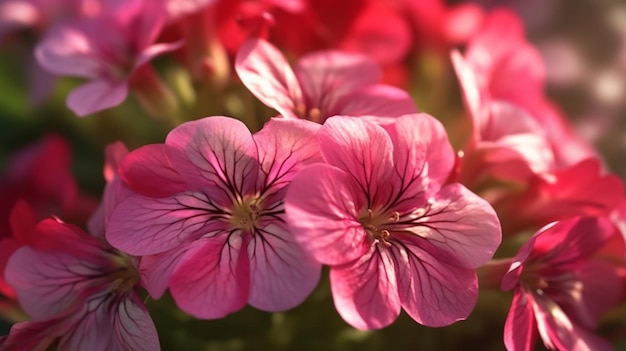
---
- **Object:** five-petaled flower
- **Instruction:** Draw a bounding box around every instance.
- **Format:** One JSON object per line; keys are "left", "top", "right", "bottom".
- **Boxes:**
{"left": 284, "top": 114, "right": 502, "bottom": 330}
{"left": 501, "top": 216, "right": 625, "bottom": 351}
{"left": 0, "top": 201, "right": 159, "bottom": 351}
{"left": 106, "top": 116, "right": 322, "bottom": 319}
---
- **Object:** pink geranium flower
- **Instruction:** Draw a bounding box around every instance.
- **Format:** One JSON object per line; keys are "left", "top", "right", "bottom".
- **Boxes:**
{"left": 502, "top": 216, "right": 625, "bottom": 351}
{"left": 0, "top": 202, "right": 159, "bottom": 351}
{"left": 284, "top": 114, "right": 502, "bottom": 329}
{"left": 106, "top": 116, "right": 322, "bottom": 318}
{"left": 451, "top": 9, "right": 594, "bottom": 184}
{"left": 34, "top": 0, "right": 181, "bottom": 116}
{"left": 235, "top": 38, "right": 416, "bottom": 122}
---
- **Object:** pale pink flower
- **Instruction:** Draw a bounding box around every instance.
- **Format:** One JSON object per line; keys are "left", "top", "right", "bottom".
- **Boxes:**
{"left": 284, "top": 114, "right": 502, "bottom": 329}
{"left": 502, "top": 216, "right": 625, "bottom": 351}
{"left": 34, "top": 0, "right": 181, "bottom": 116}
{"left": 235, "top": 38, "right": 416, "bottom": 123}
{"left": 1, "top": 209, "right": 159, "bottom": 351}
{"left": 451, "top": 9, "right": 594, "bottom": 181}
{"left": 106, "top": 116, "right": 322, "bottom": 318}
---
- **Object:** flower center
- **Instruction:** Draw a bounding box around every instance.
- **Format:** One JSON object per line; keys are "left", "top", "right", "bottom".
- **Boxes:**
{"left": 295, "top": 102, "right": 322, "bottom": 122}
{"left": 358, "top": 209, "right": 400, "bottom": 247}
{"left": 109, "top": 253, "right": 140, "bottom": 296}
{"left": 230, "top": 196, "right": 261, "bottom": 232}
{"left": 519, "top": 262, "right": 574, "bottom": 297}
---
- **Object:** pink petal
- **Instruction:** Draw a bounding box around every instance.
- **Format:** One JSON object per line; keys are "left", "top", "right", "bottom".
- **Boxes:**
{"left": 139, "top": 247, "right": 191, "bottom": 298}
{"left": 0, "top": 1, "right": 39, "bottom": 30}
{"left": 107, "top": 192, "right": 231, "bottom": 255}
{"left": 169, "top": 235, "right": 250, "bottom": 319}
{"left": 295, "top": 51, "right": 381, "bottom": 116}
{"left": 62, "top": 293, "right": 158, "bottom": 351}
{"left": 335, "top": 84, "right": 417, "bottom": 118}
{"left": 103, "top": 141, "right": 130, "bottom": 182}
{"left": 504, "top": 290, "right": 538, "bottom": 351}
{"left": 165, "top": 116, "right": 259, "bottom": 204}
{"left": 330, "top": 244, "right": 401, "bottom": 330}
{"left": 235, "top": 39, "right": 303, "bottom": 118}
{"left": 533, "top": 296, "right": 613, "bottom": 351}
{"left": 253, "top": 118, "right": 321, "bottom": 204}
{"left": 121, "top": 0, "right": 167, "bottom": 51}
{"left": 0, "top": 313, "right": 72, "bottom": 351}
{"left": 7, "top": 199, "right": 36, "bottom": 245}
{"left": 450, "top": 49, "right": 484, "bottom": 138}
{"left": 66, "top": 80, "right": 129, "bottom": 116}
{"left": 402, "top": 183, "right": 501, "bottom": 268}
{"left": 575, "top": 259, "right": 624, "bottom": 323}
{"left": 88, "top": 177, "right": 132, "bottom": 239}
{"left": 477, "top": 102, "right": 555, "bottom": 176}
{"left": 529, "top": 160, "right": 623, "bottom": 222}
{"left": 460, "top": 143, "right": 536, "bottom": 185}
{"left": 35, "top": 25, "right": 101, "bottom": 79}
{"left": 339, "top": 2, "right": 412, "bottom": 65}
{"left": 319, "top": 116, "right": 394, "bottom": 203}
{"left": 391, "top": 234, "right": 478, "bottom": 327}
{"left": 31, "top": 218, "right": 108, "bottom": 256}
{"left": 5, "top": 247, "right": 100, "bottom": 319}
{"left": 285, "top": 164, "right": 369, "bottom": 266}
{"left": 119, "top": 144, "right": 188, "bottom": 198}
{"left": 112, "top": 294, "right": 160, "bottom": 351}
{"left": 383, "top": 113, "right": 455, "bottom": 190}
{"left": 531, "top": 217, "right": 618, "bottom": 268}
{"left": 247, "top": 221, "right": 321, "bottom": 311}
{"left": 165, "top": 0, "right": 219, "bottom": 20}
{"left": 88, "top": 142, "right": 132, "bottom": 237}
{"left": 133, "top": 41, "right": 184, "bottom": 71}
{"left": 481, "top": 101, "right": 546, "bottom": 141}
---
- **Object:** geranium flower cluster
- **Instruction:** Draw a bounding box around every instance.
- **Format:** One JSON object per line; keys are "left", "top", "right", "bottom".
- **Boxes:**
{"left": 0, "top": 1, "right": 625, "bottom": 350}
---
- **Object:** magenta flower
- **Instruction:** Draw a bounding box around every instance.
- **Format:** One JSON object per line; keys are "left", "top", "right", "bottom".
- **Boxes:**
{"left": 284, "top": 114, "right": 502, "bottom": 330}
{"left": 1, "top": 205, "right": 159, "bottom": 351}
{"left": 34, "top": 0, "right": 181, "bottom": 116}
{"left": 106, "top": 116, "right": 322, "bottom": 318}
{"left": 235, "top": 38, "right": 417, "bottom": 123}
{"left": 502, "top": 216, "right": 625, "bottom": 351}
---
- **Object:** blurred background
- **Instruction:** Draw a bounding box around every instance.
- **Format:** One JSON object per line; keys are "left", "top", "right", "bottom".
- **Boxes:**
{"left": 1, "top": 0, "right": 626, "bottom": 349}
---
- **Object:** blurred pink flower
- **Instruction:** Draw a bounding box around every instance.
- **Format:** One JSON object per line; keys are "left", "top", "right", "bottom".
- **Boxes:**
{"left": 34, "top": 0, "right": 182, "bottom": 116}
{"left": 0, "top": 0, "right": 98, "bottom": 39}
{"left": 235, "top": 38, "right": 416, "bottom": 122}
{"left": 106, "top": 116, "right": 322, "bottom": 318}
{"left": 502, "top": 216, "right": 625, "bottom": 351}
{"left": 284, "top": 114, "right": 501, "bottom": 329}
{"left": 492, "top": 159, "right": 624, "bottom": 233}
{"left": 450, "top": 9, "right": 621, "bottom": 233}
{"left": 0, "top": 134, "right": 97, "bottom": 300}
{"left": 452, "top": 9, "right": 594, "bottom": 177}
{"left": 1, "top": 203, "right": 159, "bottom": 351}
